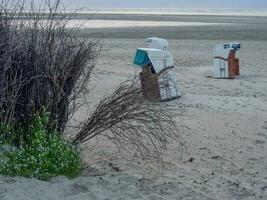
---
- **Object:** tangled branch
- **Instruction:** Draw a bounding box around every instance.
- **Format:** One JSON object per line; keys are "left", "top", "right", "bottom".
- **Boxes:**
{"left": 74, "top": 79, "right": 183, "bottom": 160}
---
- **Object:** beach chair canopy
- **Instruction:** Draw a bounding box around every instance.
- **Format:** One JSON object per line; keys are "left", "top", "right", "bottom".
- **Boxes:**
{"left": 133, "top": 48, "right": 174, "bottom": 73}
{"left": 145, "top": 37, "right": 169, "bottom": 51}
{"left": 213, "top": 42, "right": 241, "bottom": 59}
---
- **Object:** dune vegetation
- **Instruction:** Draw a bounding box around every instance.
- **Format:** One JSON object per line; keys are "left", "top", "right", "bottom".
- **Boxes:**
{"left": 0, "top": 0, "right": 182, "bottom": 180}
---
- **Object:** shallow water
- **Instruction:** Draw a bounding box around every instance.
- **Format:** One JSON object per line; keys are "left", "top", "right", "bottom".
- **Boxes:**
{"left": 66, "top": 20, "right": 233, "bottom": 29}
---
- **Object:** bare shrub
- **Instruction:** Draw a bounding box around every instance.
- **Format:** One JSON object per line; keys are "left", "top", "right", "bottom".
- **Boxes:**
{"left": 0, "top": 0, "right": 100, "bottom": 141}
{"left": 74, "top": 79, "right": 184, "bottom": 161}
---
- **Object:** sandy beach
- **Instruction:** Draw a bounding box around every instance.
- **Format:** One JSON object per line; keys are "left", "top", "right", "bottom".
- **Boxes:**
{"left": 1, "top": 12, "right": 267, "bottom": 200}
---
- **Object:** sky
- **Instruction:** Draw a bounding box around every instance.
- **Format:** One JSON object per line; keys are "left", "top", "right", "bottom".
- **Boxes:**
{"left": 59, "top": 0, "right": 267, "bottom": 9}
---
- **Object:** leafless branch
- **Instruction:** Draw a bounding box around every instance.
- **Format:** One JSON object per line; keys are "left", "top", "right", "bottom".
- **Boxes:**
{"left": 74, "top": 78, "right": 184, "bottom": 161}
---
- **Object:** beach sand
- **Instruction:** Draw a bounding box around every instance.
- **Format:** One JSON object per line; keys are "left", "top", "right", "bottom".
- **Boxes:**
{"left": 1, "top": 13, "right": 267, "bottom": 200}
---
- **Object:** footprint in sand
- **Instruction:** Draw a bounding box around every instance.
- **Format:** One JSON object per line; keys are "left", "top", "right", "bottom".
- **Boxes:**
{"left": 262, "top": 121, "right": 267, "bottom": 130}
{"left": 256, "top": 132, "right": 267, "bottom": 140}
{"left": 66, "top": 183, "right": 89, "bottom": 196}
{"left": 255, "top": 140, "right": 265, "bottom": 145}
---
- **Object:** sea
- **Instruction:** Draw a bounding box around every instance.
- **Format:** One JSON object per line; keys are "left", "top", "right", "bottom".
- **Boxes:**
{"left": 78, "top": 8, "right": 267, "bottom": 17}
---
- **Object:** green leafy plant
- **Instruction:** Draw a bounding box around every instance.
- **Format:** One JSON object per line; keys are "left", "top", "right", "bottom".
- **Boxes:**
{"left": 0, "top": 123, "right": 16, "bottom": 145}
{"left": 0, "top": 111, "right": 83, "bottom": 180}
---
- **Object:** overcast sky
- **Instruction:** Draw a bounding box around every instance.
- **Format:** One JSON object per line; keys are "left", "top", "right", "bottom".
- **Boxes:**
{"left": 59, "top": 0, "right": 267, "bottom": 9}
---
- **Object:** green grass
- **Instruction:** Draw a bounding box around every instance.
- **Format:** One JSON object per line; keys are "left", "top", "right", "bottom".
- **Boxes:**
{"left": 0, "top": 111, "right": 83, "bottom": 180}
